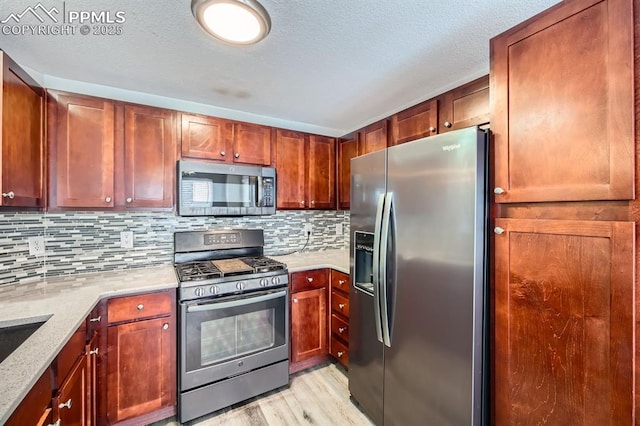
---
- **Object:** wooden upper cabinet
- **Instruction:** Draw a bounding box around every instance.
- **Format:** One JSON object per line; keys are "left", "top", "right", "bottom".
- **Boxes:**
{"left": 438, "top": 75, "right": 489, "bottom": 133}
{"left": 231, "top": 122, "right": 272, "bottom": 166}
{"left": 491, "top": 0, "right": 634, "bottom": 203}
{"left": 338, "top": 136, "right": 358, "bottom": 210}
{"left": 390, "top": 99, "right": 438, "bottom": 146}
{"left": 0, "top": 52, "right": 44, "bottom": 208}
{"left": 494, "top": 218, "right": 634, "bottom": 425}
{"left": 307, "top": 135, "right": 335, "bottom": 209}
{"left": 358, "top": 120, "right": 388, "bottom": 155}
{"left": 276, "top": 129, "right": 306, "bottom": 209}
{"left": 180, "top": 113, "right": 229, "bottom": 162}
{"left": 122, "top": 104, "right": 176, "bottom": 209}
{"left": 48, "top": 92, "right": 115, "bottom": 208}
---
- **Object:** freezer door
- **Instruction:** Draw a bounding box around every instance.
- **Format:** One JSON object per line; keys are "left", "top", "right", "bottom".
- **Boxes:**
{"left": 349, "top": 149, "right": 386, "bottom": 426}
{"left": 383, "top": 128, "right": 487, "bottom": 426}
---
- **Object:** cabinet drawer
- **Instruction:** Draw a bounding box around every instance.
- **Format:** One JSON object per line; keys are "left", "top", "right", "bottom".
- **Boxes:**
{"left": 331, "top": 290, "right": 350, "bottom": 318}
{"left": 331, "top": 313, "right": 349, "bottom": 343}
{"left": 330, "top": 270, "right": 349, "bottom": 295}
{"left": 330, "top": 336, "right": 349, "bottom": 368}
{"left": 108, "top": 291, "right": 172, "bottom": 324}
{"left": 291, "top": 269, "right": 329, "bottom": 293}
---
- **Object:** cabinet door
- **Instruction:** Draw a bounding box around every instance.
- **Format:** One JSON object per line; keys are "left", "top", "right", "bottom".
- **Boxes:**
{"left": 307, "top": 135, "right": 335, "bottom": 209}
{"left": 106, "top": 316, "right": 175, "bottom": 423}
{"left": 494, "top": 218, "right": 634, "bottom": 425}
{"left": 1, "top": 52, "right": 43, "bottom": 207}
{"left": 232, "top": 122, "right": 272, "bottom": 165}
{"left": 491, "top": 0, "right": 634, "bottom": 202}
{"left": 438, "top": 75, "right": 489, "bottom": 133}
{"left": 5, "top": 367, "right": 52, "bottom": 426}
{"left": 358, "top": 120, "right": 388, "bottom": 155}
{"left": 49, "top": 93, "right": 115, "bottom": 208}
{"left": 390, "top": 99, "right": 438, "bottom": 145}
{"left": 276, "top": 129, "right": 307, "bottom": 209}
{"left": 291, "top": 288, "right": 327, "bottom": 363}
{"left": 180, "top": 113, "right": 229, "bottom": 162}
{"left": 85, "top": 333, "right": 98, "bottom": 426}
{"left": 123, "top": 105, "right": 176, "bottom": 208}
{"left": 54, "top": 354, "right": 89, "bottom": 426}
{"left": 337, "top": 137, "right": 357, "bottom": 210}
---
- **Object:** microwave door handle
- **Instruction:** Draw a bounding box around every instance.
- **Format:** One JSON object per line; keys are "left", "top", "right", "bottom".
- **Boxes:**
{"left": 257, "top": 177, "right": 264, "bottom": 207}
{"left": 186, "top": 290, "right": 287, "bottom": 313}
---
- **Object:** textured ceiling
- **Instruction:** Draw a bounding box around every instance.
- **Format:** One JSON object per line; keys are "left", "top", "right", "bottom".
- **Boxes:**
{"left": 0, "top": 0, "right": 559, "bottom": 136}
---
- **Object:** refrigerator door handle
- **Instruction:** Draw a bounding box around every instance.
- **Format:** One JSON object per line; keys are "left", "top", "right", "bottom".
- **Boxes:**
{"left": 372, "top": 193, "right": 385, "bottom": 344}
{"left": 380, "top": 192, "right": 394, "bottom": 347}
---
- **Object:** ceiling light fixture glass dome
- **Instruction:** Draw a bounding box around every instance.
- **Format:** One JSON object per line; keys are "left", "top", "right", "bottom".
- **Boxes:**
{"left": 192, "top": 0, "right": 271, "bottom": 45}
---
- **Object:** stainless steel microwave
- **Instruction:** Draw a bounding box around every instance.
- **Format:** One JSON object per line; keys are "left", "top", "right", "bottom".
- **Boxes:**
{"left": 177, "top": 160, "right": 276, "bottom": 216}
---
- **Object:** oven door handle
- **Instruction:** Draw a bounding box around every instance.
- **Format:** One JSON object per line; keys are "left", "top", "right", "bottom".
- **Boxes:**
{"left": 186, "top": 290, "right": 287, "bottom": 313}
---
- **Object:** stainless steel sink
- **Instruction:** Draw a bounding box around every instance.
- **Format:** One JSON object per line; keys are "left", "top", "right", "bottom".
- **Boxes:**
{"left": 0, "top": 320, "right": 47, "bottom": 363}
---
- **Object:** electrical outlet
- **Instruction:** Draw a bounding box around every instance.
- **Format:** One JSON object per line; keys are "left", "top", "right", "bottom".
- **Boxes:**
{"left": 336, "top": 223, "right": 343, "bottom": 235}
{"left": 120, "top": 231, "right": 134, "bottom": 249}
{"left": 303, "top": 223, "right": 313, "bottom": 236}
{"left": 28, "top": 236, "right": 45, "bottom": 257}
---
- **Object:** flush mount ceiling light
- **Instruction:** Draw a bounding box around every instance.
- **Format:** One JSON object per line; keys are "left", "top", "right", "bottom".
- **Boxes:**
{"left": 192, "top": 0, "right": 271, "bottom": 45}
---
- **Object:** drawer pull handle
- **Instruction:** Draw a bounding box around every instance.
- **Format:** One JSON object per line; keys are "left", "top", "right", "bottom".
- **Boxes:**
{"left": 137, "top": 304, "right": 144, "bottom": 310}
{"left": 2, "top": 191, "right": 14, "bottom": 199}
{"left": 89, "top": 348, "right": 99, "bottom": 355}
{"left": 293, "top": 298, "right": 298, "bottom": 303}
{"left": 338, "top": 327, "right": 347, "bottom": 333}
{"left": 59, "top": 398, "right": 72, "bottom": 409}
{"left": 163, "top": 323, "right": 169, "bottom": 330}
{"left": 339, "top": 303, "right": 345, "bottom": 310}
{"left": 337, "top": 351, "right": 344, "bottom": 358}
{"left": 306, "top": 277, "right": 313, "bottom": 283}
{"left": 89, "top": 316, "right": 101, "bottom": 322}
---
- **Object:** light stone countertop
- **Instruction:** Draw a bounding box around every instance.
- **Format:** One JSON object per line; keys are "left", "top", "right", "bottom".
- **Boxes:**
{"left": 0, "top": 248, "right": 349, "bottom": 424}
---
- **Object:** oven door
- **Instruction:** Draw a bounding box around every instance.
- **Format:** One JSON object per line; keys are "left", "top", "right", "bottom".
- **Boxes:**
{"left": 180, "top": 288, "right": 289, "bottom": 391}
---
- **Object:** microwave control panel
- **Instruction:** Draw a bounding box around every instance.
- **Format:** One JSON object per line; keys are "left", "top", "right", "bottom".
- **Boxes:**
{"left": 263, "top": 177, "right": 275, "bottom": 207}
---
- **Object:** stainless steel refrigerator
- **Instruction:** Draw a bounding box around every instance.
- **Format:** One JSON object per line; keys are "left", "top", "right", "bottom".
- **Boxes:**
{"left": 349, "top": 126, "right": 488, "bottom": 426}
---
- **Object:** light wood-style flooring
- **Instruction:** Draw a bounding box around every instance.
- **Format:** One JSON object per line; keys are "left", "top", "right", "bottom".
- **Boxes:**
{"left": 154, "top": 363, "right": 374, "bottom": 425}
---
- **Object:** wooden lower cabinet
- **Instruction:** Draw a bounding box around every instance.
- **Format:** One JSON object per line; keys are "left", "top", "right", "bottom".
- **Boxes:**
{"left": 290, "top": 287, "right": 328, "bottom": 366}
{"left": 106, "top": 291, "right": 176, "bottom": 424}
{"left": 329, "top": 270, "right": 350, "bottom": 368}
{"left": 5, "top": 367, "right": 53, "bottom": 426}
{"left": 53, "top": 352, "right": 90, "bottom": 426}
{"left": 493, "top": 218, "right": 634, "bottom": 425}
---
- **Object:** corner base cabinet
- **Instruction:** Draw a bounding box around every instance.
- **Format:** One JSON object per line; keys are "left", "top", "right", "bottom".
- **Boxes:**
{"left": 106, "top": 290, "right": 176, "bottom": 424}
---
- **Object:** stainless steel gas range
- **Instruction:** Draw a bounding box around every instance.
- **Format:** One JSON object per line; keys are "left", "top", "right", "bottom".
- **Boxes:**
{"left": 174, "top": 229, "right": 289, "bottom": 423}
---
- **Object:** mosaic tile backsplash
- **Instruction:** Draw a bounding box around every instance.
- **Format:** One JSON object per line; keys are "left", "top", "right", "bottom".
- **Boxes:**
{"left": 0, "top": 210, "right": 350, "bottom": 286}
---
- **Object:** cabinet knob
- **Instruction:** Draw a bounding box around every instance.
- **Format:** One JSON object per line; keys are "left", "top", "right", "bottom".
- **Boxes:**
{"left": 49, "top": 420, "right": 61, "bottom": 426}
{"left": 59, "top": 398, "right": 72, "bottom": 409}
{"left": 89, "top": 316, "right": 101, "bottom": 323}
{"left": 337, "top": 351, "right": 344, "bottom": 358}
{"left": 220, "top": 151, "right": 226, "bottom": 156}
{"left": 310, "top": 200, "right": 315, "bottom": 205}
{"left": 300, "top": 200, "right": 305, "bottom": 205}
{"left": 126, "top": 197, "right": 133, "bottom": 203}
{"left": 105, "top": 196, "right": 112, "bottom": 203}
{"left": 89, "top": 348, "right": 99, "bottom": 355}
{"left": 306, "top": 277, "right": 314, "bottom": 283}
{"left": 428, "top": 126, "right": 436, "bottom": 132}
{"left": 493, "top": 187, "right": 505, "bottom": 195}
{"left": 494, "top": 227, "right": 505, "bottom": 235}
{"left": 2, "top": 191, "right": 14, "bottom": 199}
{"left": 293, "top": 298, "right": 298, "bottom": 303}
{"left": 339, "top": 303, "right": 345, "bottom": 310}
{"left": 338, "top": 280, "right": 345, "bottom": 286}
{"left": 163, "top": 323, "right": 169, "bottom": 330}
{"left": 444, "top": 121, "right": 452, "bottom": 128}
{"left": 234, "top": 153, "right": 240, "bottom": 158}
{"left": 137, "top": 304, "right": 144, "bottom": 310}
{"left": 339, "top": 327, "right": 347, "bottom": 333}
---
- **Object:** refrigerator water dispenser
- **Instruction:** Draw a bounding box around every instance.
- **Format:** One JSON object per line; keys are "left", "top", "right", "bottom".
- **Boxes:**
{"left": 354, "top": 231, "right": 375, "bottom": 294}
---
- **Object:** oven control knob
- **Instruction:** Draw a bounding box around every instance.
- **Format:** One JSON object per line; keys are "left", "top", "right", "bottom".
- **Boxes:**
{"left": 271, "top": 276, "right": 281, "bottom": 285}
{"left": 194, "top": 287, "right": 205, "bottom": 297}
{"left": 259, "top": 279, "right": 268, "bottom": 287}
{"left": 209, "top": 285, "right": 219, "bottom": 294}
{"left": 236, "top": 282, "right": 245, "bottom": 290}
